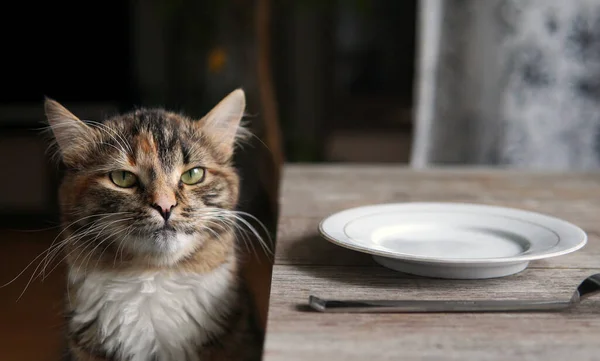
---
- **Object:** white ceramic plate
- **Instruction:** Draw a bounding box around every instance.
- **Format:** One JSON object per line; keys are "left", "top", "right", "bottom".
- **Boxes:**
{"left": 318, "top": 203, "right": 587, "bottom": 279}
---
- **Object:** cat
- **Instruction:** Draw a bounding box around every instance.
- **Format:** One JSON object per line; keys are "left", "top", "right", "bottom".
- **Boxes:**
{"left": 44, "top": 89, "right": 264, "bottom": 361}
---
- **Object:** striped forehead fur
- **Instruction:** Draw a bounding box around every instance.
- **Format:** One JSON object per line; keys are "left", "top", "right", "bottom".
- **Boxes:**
{"left": 43, "top": 89, "right": 266, "bottom": 361}
{"left": 45, "top": 89, "right": 248, "bottom": 273}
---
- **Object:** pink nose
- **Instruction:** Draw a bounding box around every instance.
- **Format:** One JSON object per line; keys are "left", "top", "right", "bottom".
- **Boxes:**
{"left": 152, "top": 193, "right": 177, "bottom": 221}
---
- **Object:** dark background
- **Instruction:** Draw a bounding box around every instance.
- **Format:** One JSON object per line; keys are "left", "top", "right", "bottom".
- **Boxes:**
{"left": 0, "top": 0, "right": 417, "bottom": 225}
{"left": 0, "top": 2, "right": 417, "bottom": 359}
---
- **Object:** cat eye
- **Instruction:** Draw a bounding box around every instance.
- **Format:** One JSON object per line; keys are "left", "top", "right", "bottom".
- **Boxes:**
{"left": 109, "top": 170, "right": 138, "bottom": 188}
{"left": 181, "top": 167, "right": 206, "bottom": 185}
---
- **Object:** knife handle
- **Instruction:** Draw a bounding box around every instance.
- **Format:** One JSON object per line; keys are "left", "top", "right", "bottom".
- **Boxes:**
{"left": 308, "top": 296, "right": 571, "bottom": 313}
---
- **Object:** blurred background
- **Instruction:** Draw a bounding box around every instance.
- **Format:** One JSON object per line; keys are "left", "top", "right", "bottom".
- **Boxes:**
{"left": 5, "top": 0, "right": 600, "bottom": 226}
{"left": 0, "top": 0, "right": 417, "bottom": 228}
{"left": 3, "top": 0, "right": 600, "bottom": 359}
{"left": 0, "top": 1, "right": 416, "bottom": 359}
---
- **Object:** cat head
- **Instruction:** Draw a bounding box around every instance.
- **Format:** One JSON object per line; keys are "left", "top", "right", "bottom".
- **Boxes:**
{"left": 46, "top": 89, "right": 248, "bottom": 268}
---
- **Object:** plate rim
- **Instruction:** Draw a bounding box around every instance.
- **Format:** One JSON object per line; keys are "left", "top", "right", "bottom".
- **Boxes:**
{"left": 318, "top": 202, "right": 587, "bottom": 265}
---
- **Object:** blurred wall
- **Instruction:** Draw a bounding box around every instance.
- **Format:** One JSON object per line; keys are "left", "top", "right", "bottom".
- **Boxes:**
{"left": 412, "top": 0, "right": 600, "bottom": 170}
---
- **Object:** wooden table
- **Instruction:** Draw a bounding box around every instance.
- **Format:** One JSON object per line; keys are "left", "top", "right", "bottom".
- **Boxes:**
{"left": 263, "top": 165, "right": 600, "bottom": 361}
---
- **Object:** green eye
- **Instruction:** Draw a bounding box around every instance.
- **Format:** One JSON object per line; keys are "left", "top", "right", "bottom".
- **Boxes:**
{"left": 181, "top": 167, "right": 206, "bottom": 185}
{"left": 109, "top": 170, "right": 138, "bottom": 188}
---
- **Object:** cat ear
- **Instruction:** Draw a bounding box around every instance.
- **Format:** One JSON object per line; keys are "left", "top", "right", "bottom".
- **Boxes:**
{"left": 44, "top": 97, "right": 94, "bottom": 162}
{"left": 199, "top": 88, "right": 246, "bottom": 158}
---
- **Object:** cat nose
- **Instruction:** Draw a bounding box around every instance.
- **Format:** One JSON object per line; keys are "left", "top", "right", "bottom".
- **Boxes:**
{"left": 151, "top": 193, "right": 177, "bottom": 221}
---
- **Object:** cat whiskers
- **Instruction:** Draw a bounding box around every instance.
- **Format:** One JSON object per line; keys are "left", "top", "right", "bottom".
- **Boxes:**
{"left": 219, "top": 209, "right": 273, "bottom": 257}
{"left": 190, "top": 208, "right": 273, "bottom": 258}
{"left": 41, "top": 212, "right": 135, "bottom": 276}
{"left": 71, "top": 217, "right": 135, "bottom": 278}
{"left": 0, "top": 213, "right": 126, "bottom": 287}
{"left": 1, "top": 213, "right": 133, "bottom": 301}
{"left": 197, "top": 219, "right": 229, "bottom": 240}
{"left": 38, "top": 217, "right": 134, "bottom": 289}
{"left": 79, "top": 222, "right": 131, "bottom": 273}
{"left": 86, "top": 222, "right": 134, "bottom": 272}
{"left": 202, "top": 215, "right": 261, "bottom": 256}
{"left": 108, "top": 224, "right": 137, "bottom": 267}
{"left": 46, "top": 218, "right": 131, "bottom": 284}
{"left": 41, "top": 212, "right": 133, "bottom": 277}
{"left": 8, "top": 224, "right": 63, "bottom": 233}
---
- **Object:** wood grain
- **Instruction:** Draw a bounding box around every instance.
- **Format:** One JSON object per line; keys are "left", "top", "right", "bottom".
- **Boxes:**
{"left": 278, "top": 165, "right": 600, "bottom": 219}
{"left": 265, "top": 267, "right": 600, "bottom": 361}
{"left": 265, "top": 165, "right": 600, "bottom": 360}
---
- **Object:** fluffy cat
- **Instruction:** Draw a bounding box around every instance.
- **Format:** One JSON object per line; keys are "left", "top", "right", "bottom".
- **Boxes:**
{"left": 44, "top": 89, "right": 264, "bottom": 361}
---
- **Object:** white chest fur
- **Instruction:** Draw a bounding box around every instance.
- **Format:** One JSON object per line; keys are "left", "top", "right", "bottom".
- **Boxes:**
{"left": 69, "top": 261, "right": 237, "bottom": 361}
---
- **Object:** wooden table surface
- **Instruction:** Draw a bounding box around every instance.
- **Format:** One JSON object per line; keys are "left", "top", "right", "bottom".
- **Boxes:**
{"left": 263, "top": 164, "right": 600, "bottom": 361}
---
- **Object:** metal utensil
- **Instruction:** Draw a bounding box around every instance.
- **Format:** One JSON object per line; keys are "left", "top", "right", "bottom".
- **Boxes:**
{"left": 308, "top": 273, "right": 600, "bottom": 313}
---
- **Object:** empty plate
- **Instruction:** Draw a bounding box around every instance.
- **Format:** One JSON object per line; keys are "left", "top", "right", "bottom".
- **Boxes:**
{"left": 318, "top": 203, "right": 587, "bottom": 279}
